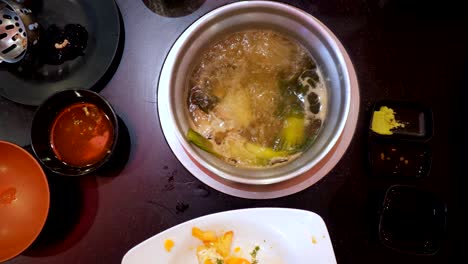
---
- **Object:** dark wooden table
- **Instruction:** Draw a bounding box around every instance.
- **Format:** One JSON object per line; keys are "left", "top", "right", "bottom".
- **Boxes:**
{"left": 2, "top": 0, "right": 467, "bottom": 263}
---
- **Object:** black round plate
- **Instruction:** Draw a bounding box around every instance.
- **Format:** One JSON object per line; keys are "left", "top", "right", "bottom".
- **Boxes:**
{"left": 0, "top": 0, "right": 120, "bottom": 106}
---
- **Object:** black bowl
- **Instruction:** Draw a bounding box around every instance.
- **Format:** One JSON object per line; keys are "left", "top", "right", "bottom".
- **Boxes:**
{"left": 31, "top": 89, "right": 119, "bottom": 176}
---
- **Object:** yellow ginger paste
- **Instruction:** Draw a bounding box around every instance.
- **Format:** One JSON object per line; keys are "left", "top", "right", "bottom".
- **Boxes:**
{"left": 371, "top": 106, "right": 405, "bottom": 135}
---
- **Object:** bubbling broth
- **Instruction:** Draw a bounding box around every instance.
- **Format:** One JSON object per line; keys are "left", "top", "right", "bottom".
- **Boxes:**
{"left": 187, "top": 30, "right": 327, "bottom": 167}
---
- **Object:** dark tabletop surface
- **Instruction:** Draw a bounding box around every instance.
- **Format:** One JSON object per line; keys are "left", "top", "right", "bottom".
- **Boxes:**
{"left": 2, "top": 0, "right": 468, "bottom": 263}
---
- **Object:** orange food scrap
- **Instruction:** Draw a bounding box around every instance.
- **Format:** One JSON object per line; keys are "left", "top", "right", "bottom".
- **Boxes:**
{"left": 312, "top": 236, "right": 317, "bottom": 244}
{"left": 0, "top": 187, "right": 17, "bottom": 204}
{"left": 192, "top": 227, "right": 256, "bottom": 264}
{"left": 164, "top": 239, "right": 174, "bottom": 252}
{"left": 192, "top": 227, "right": 217, "bottom": 243}
{"left": 226, "top": 257, "right": 251, "bottom": 264}
{"left": 215, "top": 231, "right": 233, "bottom": 257}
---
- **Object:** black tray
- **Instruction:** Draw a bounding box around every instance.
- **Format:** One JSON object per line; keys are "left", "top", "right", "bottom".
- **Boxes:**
{"left": 379, "top": 185, "right": 447, "bottom": 255}
{"left": 369, "top": 100, "right": 433, "bottom": 142}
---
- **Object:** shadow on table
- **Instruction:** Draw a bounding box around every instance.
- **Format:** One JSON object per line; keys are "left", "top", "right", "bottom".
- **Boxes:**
{"left": 23, "top": 173, "right": 98, "bottom": 257}
{"left": 328, "top": 175, "right": 376, "bottom": 262}
{"left": 22, "top": 116, "right": 130, "bottom": 256}
{"left": 95, "top": 116, "right": 132, "bottom": 178}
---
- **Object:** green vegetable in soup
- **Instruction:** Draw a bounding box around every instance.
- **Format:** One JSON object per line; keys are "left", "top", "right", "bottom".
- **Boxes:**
{"left": 276, "top": 77, "right": 306, "bottom": 118}
{"left": 228, "top": 140, "right": 291, "bottom": 166}
{"left": 186, "top": 128, "right": 220, "bottom": 157}
{"left": 244, "top": 142, "right": 290, "bottom": 160}
{"left": 276, "top": 114, "right": 306, "bottom": 152}
{"left": 275, "top": 77, "right": 308, "bottom": 152}
{"left": 187, "top": 129, "right": 291, "bottom": 166}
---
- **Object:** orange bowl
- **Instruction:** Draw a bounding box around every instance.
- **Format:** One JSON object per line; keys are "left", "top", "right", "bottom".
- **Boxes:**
{"left": 0, "top": 141, "right": 50, "bottom": 262}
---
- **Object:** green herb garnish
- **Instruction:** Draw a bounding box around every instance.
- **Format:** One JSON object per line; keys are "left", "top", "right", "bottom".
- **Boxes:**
{"left": 250, "top": 245, "right": 260, "bottom": 264}
{"left": 216, "top": 259, "right": 224, "bottom": 264}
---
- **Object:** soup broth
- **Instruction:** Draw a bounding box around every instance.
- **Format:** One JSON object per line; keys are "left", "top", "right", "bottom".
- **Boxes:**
{"left": 50, "top": 102, "right": 114, "bottom": 167}
{"left": 187, "top": 30, "right": 327, "bottom": 167}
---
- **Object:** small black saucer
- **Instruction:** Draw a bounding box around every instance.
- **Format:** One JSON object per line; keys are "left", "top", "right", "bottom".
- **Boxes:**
{"left": 379, "top": 185, "right": 446, "bottom": 255}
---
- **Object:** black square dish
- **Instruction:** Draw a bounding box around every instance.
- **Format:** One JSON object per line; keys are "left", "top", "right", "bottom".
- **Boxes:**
{"left": 370, "top": 100, "right": 433, "bottom": 141}
{"left": 369, "top": 140, "right": 432, "bottom": 178}
{"left": 379, "top": 185, "right": 446, "bottom": 255}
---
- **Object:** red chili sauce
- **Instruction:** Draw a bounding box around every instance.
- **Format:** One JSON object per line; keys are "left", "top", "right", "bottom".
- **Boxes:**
{"left": 50, "top": 102, "right": 114, "bottom": 167}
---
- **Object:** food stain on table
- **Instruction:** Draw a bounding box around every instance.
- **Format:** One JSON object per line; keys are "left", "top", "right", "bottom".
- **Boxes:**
{"left": 50, "top": 102, "right": 114, "bottom": 167}
{"left": 175, "top": 202, "right": 189, "bottom": 214}
{"left": 164, "top": 239, "right": 175, "bottom": 252}
{"left": 162, "top": 170, "right": 177, "bottom": 192}
{"left": 371, "top": 106, "right": 405, "bottom": 135}
{"left": 0, "top": 187, "right": 17, "bottom": 205}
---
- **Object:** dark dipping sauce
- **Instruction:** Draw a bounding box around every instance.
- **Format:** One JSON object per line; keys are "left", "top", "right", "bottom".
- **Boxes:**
{"left": 379, "top": 185, "right": 446, "bottom": 255}
{"left": 50, "top": 102, "right": 114, "bottom": 167}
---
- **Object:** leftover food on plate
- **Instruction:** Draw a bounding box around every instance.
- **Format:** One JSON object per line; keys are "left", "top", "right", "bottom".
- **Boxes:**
{"left": 192, "top": 227, "right": 259, "bottom": 264}
{"left": 186, "top": 30, "right": 326, "bottom": 168}
{"left": 0, "top": 187, "right": 16, "bottom": 205}
{"left": 50, "top": 102, "right": 114, "bottom": 167}
{"left": 42, "top": 24, "right": 88, "bottom": 65}
{"left": 122, "top": 208, "right": 337, "bottom": 264}
{"left": 164, "top": 239, "right": 175, "bottom": 252}
{"left": 11, "top": 24, "right": 88, "bottom": 77}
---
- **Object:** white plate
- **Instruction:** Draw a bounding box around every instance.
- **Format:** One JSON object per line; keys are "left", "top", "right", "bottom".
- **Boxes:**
{"left": 122, "top": 208, "right": 337, "bottom": 264}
